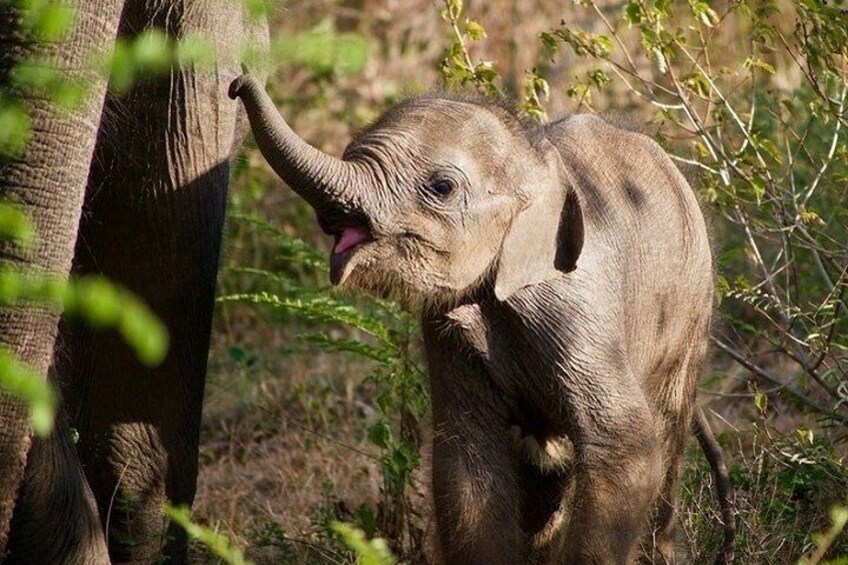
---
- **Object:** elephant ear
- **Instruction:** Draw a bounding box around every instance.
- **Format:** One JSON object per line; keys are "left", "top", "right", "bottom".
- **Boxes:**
{"left": 494, "top": 140, "right": 584, "bottom": 301}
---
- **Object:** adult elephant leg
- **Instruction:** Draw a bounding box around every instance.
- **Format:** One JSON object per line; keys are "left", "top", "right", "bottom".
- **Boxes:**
{"left": 0, "top": 1, "right": 123, "bottom": 561}
{"left": 58, "top": 2, "right": 268, "bottom": 562}
{"left": 6, "top": 404, "right": 110, "bottom": 564}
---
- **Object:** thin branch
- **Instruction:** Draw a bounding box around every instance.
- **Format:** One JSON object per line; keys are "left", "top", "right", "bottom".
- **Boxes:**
{"left": 668, "top": 153, "right": 721, "bottom": 174}
{"left": 802, "top": 84, "right": 847, "bottom": 206}
{"left": 711, "top": 337, "right": 848, "bottom": 425}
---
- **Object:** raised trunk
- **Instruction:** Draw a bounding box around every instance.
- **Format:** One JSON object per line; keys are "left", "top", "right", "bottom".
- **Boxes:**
{"left": 228, "top": 74, "right": 361, "bottom": 215}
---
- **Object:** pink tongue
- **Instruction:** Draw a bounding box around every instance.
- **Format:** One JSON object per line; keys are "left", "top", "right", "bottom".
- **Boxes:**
{"left": 333, "top": 226, "right": 369, "bottom": 255}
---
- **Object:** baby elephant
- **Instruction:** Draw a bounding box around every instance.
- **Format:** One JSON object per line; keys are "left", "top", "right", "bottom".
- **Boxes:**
{"left": 230, "top": 75, "right": 717, "bottom": 564}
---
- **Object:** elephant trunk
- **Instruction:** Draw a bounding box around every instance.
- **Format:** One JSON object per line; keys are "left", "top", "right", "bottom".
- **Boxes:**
{"left": 229, "top": 75, "right": 360, "bottom": 214}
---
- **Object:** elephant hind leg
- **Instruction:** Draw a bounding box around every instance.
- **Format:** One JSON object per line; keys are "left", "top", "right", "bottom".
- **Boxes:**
{"left": 640, "top": 461, "right": 683, "bottom": 564}
{"left": 641, "top": 337, "right": 707, "bottom": 564}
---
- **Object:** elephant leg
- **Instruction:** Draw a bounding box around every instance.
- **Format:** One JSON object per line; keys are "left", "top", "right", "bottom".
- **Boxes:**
{"left": 640, "top": 336, "right": 705, "bottom": 564}
{"left": 555, "top": 373, "right": 664, "bottom": 564}
{"left": 639, "top": 460, "right": 682, "bottom": 565}
{"left": 6, "top": 403, "right": 108, "bottom": 564}
{"left": 58, "top": 2, "right": 267, "bottom": 562}
{"left": 562, "top": 440, "right": 663, "bottom": 564}
{"left": 423, "top": 318, "right": 524, "bottom": 565}
{"left": 431, "top": 401, "right": 523, "bottom": 565}
{"left": 0, "top": 0, "right": 123, "bottom": 560}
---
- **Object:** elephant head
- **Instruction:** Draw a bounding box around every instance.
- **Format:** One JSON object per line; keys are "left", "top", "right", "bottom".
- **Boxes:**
{"left": 229, "top": 75, "right": 584, "bottom": 306}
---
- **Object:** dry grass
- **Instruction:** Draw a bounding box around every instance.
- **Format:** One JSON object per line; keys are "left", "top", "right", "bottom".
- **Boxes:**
{"left": 193, "top": 302, "right": 385, "bottom": 562}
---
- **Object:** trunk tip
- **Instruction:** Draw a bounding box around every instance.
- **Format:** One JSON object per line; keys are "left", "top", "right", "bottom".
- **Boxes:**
{"left": 229, "top": 74, "right": 253, "bottom": 100}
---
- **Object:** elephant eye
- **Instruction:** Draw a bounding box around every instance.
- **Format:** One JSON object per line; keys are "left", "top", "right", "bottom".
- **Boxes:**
{"left": 429, "top": 179, "right": 455, "bottom": 197}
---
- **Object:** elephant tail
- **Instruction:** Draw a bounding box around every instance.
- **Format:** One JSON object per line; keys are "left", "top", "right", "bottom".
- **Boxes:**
{"left": 692, "top": 405, "right": 735, "bottom": 565}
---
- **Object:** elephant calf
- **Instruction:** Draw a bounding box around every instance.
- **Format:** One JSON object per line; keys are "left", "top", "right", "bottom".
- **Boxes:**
{"left": 230, "top": 75, "right": 719, "bottom": 564}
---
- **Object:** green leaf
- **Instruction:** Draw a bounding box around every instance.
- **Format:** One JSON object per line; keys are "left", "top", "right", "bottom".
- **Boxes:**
{"left": 465, "top": 20, "right": 486, "bottom": 41}
{"left": 175, "top": 34, "right": 216, "bottom": 68}
{"left": 243, "top": 0, "right": 267, "bottom": 19}
{"left": 0, "top": 268, "right": 64, "bottom": 306}
{"left": 0, "top": 347, "right": 58, "bottom": 436}
{"left": 132, "top": 29, "right": 172, "bottom": 74}
{"left": 587, "top": 68, "right": 611, "bottom": 89}
{"left": 271, "top": 19, "right": 370, "bottom": 75}
{"left": 300, "top": 333, "right": 394, "bottom": 364}
{"left": 115, "top": 295, "right": 169, "bottom": 366}
{"left": 682, "top": 70, "right": 710, "bottom": 97}
{"left": 540, "top": 31, "right": 559, "bottom": 58}
{"left": 796, "top": 428, "right": 814, "bottom": 444}
{"left": 754, "top": 136, "right": 782, "bottom": 164}
{"left": 70, "top": 277, "right": 121, "bottom": 327}
{"left": 475, "top": 61, "right": 498, "bottom": 82}
{"left": 368, "top": 421, "right": 392, "bottom": 449}
{"left": 566, "top": 83, "right": 589, "bottom": 101}
{"left": 754, "top": 391, "right": 768, "bottom": 413}
{"left": 689, "top": 0, "right": 719, "bottom": 27}
{"left": 0, "top": 98, "right": 32, "bottom": 158}
{"left": 164, "top": 504, "right": 251, "bottom": 565}
{"left": 65, "top": 277, "right": 168, "bottom": 366}
{"left": 21, "top": 0, "right": 76, "bottom": 41}
{"left": 749, "top": 177, "right": 766, "bottom": 204}
{"left": 446, "top": 0, "right": 463, "bottom": 20}
{"left": 330, "top": 522, "right": 395, "bottom": 565}
{"left": 220, "top": 292, "right": 392, "bottom": 342}
{"left": 799, "top": 209, "right": 825, "bottom": 226}
{"left": 0, "top": 202, "right": 35, "bottom": 246}
{"left": 520, "top": 70, "right": 550, "bottom": 122}
{"left": 106, "top": 41, "right": 136, "bottom": 94}
{"left": 624, "top": 1, "right": 644, "bottom": 25}
{"left": 230, "top": 214, "right": 327, "bottom": 273}
{"left": 228, "top": 345, "right": 254, "bottom": 365}
{"left": 743, "top": 57, "right": 776, "bottom": 74}
{"left": 106, "top": 29, "right": 215, "bottom": 94}
{"left": 12, "top": 59, "right": 88, "bottom": 110}
{"left": 550, "top": 26, "right": 613, "bottom": 59}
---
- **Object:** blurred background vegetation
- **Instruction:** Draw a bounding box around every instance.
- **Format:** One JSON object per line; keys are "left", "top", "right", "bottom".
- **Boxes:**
{"left": 2, "top": 0, "right": 847, "bottom": 563}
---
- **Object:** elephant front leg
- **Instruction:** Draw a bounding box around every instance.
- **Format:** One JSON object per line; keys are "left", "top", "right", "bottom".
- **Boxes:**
{"left": 58, "top": 2, "right": 267, "bottom": 562}
{"left": 424, "top": 314, "right": 525, "bottom": 564}
{"left": 431, "top": 402, "right": 523, "bottom": 564}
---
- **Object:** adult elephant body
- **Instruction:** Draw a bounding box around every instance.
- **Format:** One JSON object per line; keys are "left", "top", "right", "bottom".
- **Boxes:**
{"left": 0, "top": 1, "right": 267, "bottom": 562}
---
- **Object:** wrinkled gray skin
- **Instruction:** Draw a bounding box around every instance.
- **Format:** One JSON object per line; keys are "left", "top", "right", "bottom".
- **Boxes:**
{"left": 0, "top": 2, "right": 266, "bottom": 563}
{"left": 231, "top": 75, "right": 714, "bottom": 564}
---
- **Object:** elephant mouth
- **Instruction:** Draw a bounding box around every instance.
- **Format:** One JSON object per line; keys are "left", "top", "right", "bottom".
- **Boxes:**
{"left": 317, "top": 207, "right": 374, "bottom": 285}
{"left": 329, "top": 225, "right": 373, "bottom": 284}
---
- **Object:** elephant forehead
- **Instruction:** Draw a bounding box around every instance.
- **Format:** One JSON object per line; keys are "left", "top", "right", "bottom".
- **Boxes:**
{"left": 348, "top": 130, "right": 505, "bottom": 178}
{"left": 413, "top": 101, "right": 513, "bottom": 145}
{"left": 363, "top": 99, "right": 512, "bottom": 150}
